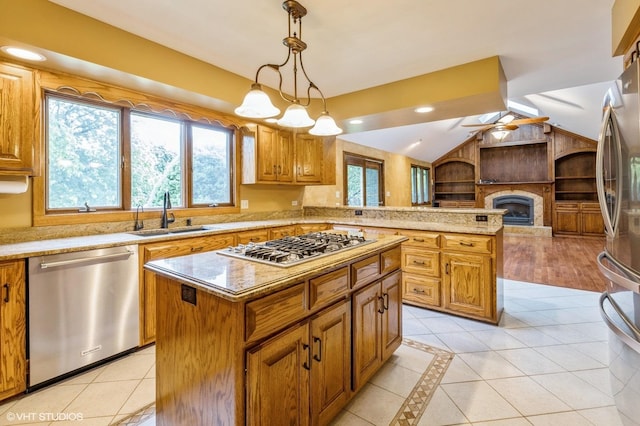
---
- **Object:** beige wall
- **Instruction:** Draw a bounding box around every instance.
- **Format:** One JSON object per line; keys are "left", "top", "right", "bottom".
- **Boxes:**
{"left": 303, "top": 139, "right": 431, "bottom": 208}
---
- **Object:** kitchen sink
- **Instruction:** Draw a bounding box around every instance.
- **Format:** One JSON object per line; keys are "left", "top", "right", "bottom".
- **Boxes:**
{"left": 128, "top": 229, "right": 170, "bottom": 237}
{"left": 128, "top": 225, "right": 208, "bottom": 237}
{"left": 168, "top": 225, "right": 207, "bottom": 233}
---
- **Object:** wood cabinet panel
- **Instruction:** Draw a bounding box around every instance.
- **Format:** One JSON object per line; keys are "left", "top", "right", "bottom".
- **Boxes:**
{"left": 380, "top": 271, "right": 402, "bottom": 360}
{"left": 352, "top": 282, "right": 381, "bottom": 390}
{"left": 402, "top": 248, "right": 440, "bottom": 277}
{"left": 295, "top": 133, "right": 323, "bottom": 184}
{"left": 402, "top": 273, "right": 441, "bottom": 307}
{"left": 351, "top": 254, "right": 380, "bottom": 289}
{"left": 296, "top": 223, "right": 329, "bottom": 235}
{"left": 380, "top": 246, "right": 401, "bottom": 276}
{"left": 399, "top": 230, "right": 440, "bottom": 249}
{"left": 269, "top": 225, "right": 297, "bottom": 240}
{"left": 0, "top": 260, "right": 26, "bottom": 400}
{"left": 442, "top": 252, "right": 492, "bottom": 319}
{"left": 441, "top": 233, "right": 492, "bottom": 254}
{"left": 309, "top": 266, "right": 349, "bottom": 311}
{"left": 245, "top": 283, "right": 307, "bottom": 343}
{"left": 0, "top": 63, "right": 34, "bottom": 175}
{"left": 310, "top": 300, "right": 351, "bottom": 425}
{"left": 237, "top": 229, "right": 270, "bottom": 244}
{"left": 247, "top": 322, "right": 310, "bottom": 426}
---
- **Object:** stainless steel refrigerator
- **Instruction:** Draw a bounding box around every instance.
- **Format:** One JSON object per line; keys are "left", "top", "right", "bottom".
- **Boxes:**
{"left": 597, "top": 58, "right": 640, "bottom": 426}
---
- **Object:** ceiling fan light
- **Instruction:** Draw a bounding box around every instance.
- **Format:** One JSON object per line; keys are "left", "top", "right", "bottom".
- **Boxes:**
{"left": 277, "top": 104, "right": 315, "bottom": 128}
{"left": 234, "top": 84, "right": 280, "bottom": 118}
{"left": 309, "top": 112, "right": 342, "bottom": 136}
{"left": 491, "top": 124, "right": 516, "bottom": 141}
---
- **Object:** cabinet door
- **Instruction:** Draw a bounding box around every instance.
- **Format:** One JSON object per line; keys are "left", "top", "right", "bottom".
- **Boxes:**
{"left": 277, "top": 130, "right": 294, "bottom": 182}
{"left": 0, "top": 64, "right": 34, "bottom": 174}
{"left": 310, "top": 301, "right": 351, "bottom": 425}
{"left": 247, "top": 322, "right": 310, "bottom": 426}
{"left": 140, "top": 234, "right": 235, "bottom": 345}
{"left": 554, "top": 207, "right": 581, "bottom": 235}
{"left": 581, "top": 203, "right": 605, "bottom": 236}
{"left": 442, "top": 252, "right": 492, "bottom": 319}
{"left": 257, "top": 126, "right": 278, "bottom": 182}
{"left": 295, "top": 134, "right": 323, "bottom": 183}
{"left": 352, "top": 282, "right": 382, "bottom": 390}
{"left": 0, "top": 260, "right": 26, "bottom": 400}
{"left": 381, "top": 271, "right": 402, "bottom": 360}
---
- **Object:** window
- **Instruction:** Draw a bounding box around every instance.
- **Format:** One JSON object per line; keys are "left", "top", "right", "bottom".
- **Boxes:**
{"left": 411, "top": 164, "right": 430, "bottom": 205}
{"left": 344, "top": 153, "right": 384, "bottom": 207}
{"left": 45, "top": 93, "right": 235, "bottom": 213}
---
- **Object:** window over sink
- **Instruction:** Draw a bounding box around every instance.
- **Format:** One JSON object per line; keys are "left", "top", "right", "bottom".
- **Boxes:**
{"left": 43, "top": 92, "right": 235, "bottom": 215}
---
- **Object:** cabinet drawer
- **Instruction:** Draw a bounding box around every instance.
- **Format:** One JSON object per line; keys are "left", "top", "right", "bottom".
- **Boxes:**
{"left": 402, "top": 248, "right": 439, "bottom": 277}
{"left": 237, "top": 229, "right": 270, "bottom": 244}
{"left": 380, "top": 246, "right": 401, "bottom": 275}
{"left": 309, "top": 266, "right": 349, "bottom": 310}
{"left": 399, "top": 230, "right": 440, "bottom": 249}
{"left": 142, "top": 234, "right": 235, "bottom": 261}
{"left": 269, "top": 225, "right": 296, "bottom": 239}
{"left": 245, "top": 283, "right": 307, "bottom": 342}
{"left": 555, "top": 202, "right": 579, "bottom": 210}
{"left": 441, "top": 234, "right": 492, "bottom": 254}
{"left": 402, "top": 274, "right": 440, "bottom": 307}
{"left": 351, "top": 254, "right": 380, "bottom": 289}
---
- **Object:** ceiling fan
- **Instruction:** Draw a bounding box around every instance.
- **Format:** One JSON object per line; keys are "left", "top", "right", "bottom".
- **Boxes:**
{"left": 462, "top": 114, "right": 550, "bottom": 134}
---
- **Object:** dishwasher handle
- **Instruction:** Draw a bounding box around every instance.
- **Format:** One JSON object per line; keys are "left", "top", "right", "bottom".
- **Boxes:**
{"left": 40, "top": 249, "right": 135, "bottom": 269}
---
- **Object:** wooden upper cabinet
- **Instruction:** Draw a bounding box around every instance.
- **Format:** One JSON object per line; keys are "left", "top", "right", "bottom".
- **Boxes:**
{"left": 0, "top": 63, "right": 35, "bottom": 175}
{"left": 294, "top": 133, "right": 323, "bottom": 184}
{"left": 243, "top": 125, "right": 294, "bottom": 183}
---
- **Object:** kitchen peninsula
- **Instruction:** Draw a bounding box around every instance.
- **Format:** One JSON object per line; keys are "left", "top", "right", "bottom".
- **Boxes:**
{"left": 145, "top": 233, "right": 407, "bottom": 426}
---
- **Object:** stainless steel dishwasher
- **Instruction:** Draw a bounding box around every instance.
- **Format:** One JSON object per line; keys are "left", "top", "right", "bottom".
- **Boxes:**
{"left": 27, "top": 245, "right": 139, "bottom": 388}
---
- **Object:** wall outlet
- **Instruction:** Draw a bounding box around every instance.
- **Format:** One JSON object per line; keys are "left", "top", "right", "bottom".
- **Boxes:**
{"left": 336, "top": 191, "right": 340, "bottom": 198}
{"left": 475, "top": 215, "right": 488, "bottom": 222}
{"left": 355, "top": 210, "right": 363, "bottom": 216}
{"left": 291, "top": 200, "right": 298, "bottom": 206}
{"left": 241, "top": 200, "right": 249, "bottom": 209}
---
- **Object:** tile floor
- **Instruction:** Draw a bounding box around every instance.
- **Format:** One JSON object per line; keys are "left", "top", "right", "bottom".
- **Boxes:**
{"left": 0, "top": 279, "right": 625, "bottom": 425}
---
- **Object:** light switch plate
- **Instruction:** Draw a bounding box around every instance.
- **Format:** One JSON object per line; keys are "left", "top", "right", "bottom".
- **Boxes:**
{"left": 241, "top": 200, "right": 249, "bottom": 209}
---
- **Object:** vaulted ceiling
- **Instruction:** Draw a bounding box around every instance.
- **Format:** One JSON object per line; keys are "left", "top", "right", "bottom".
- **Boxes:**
{"left": 3, "top": 0, "right": 624, "bottom": 162}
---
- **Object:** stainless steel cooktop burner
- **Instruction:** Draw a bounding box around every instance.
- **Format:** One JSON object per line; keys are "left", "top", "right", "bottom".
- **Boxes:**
{"left": 217, "top": 232, "right": 374, "bottom": 267}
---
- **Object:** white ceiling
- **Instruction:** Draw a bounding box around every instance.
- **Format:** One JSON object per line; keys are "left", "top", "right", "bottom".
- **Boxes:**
{"left": 48, "top": 0, "right": 623, "bottom": 162}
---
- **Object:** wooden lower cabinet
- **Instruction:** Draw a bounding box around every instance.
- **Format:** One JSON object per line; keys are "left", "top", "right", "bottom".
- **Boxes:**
{"left": 247, "top": 300, "right": 352, "bottom": 426}
{"left": 0, "top": 260, "right": 26, "bottom": 400}
{"left": 269, "top": 225, "right": 297, "bottom": 239}
{"left": 139, "top": 233, "right": 235, "bottom": 345}
{"left": 296, "top": 223, "right": 329, "bottom": 235}
{"left": 442, "top": 252, "right": 493, "bottom": 319}
{"left": 553, "top": 201, "right": 605, "bottom": 236}
{"left": 352, "top": 271, "right": 402, "bottom": 390}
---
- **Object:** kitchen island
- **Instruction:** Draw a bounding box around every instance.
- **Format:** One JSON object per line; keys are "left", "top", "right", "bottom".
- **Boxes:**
{"left": 145, "top": 233, "right": 407, "bottom": 426}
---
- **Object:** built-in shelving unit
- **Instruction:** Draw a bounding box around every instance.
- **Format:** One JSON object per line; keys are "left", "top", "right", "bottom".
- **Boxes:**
{"left": 554, "top": 152, "right": 597, "bottom": 201}
{"left": 433, "top": 161, "right": 475, "bottom": 201}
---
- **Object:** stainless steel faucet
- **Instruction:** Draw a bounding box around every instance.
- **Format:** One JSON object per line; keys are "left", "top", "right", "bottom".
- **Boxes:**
{"left": 161, "top": 192, "right": 175, "bottom": 228}
{"left": 134, "top": 204, "right": 144, "bottom": 231}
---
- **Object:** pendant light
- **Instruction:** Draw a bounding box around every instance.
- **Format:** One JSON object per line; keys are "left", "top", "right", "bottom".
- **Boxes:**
{"left": 234, "top": 1, "right": 342, "bottom": 136}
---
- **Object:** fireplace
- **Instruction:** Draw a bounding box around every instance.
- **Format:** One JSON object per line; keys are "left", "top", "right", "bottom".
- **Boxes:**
{"left": 493, "top": 195, "right": 534, "bottom": 226}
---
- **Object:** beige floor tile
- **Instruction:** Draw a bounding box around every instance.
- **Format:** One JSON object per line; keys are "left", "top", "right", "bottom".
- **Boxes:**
{"left": 487, "top": 376, "right": 571, "bottom": 416}
{"left": 471, "top": 329, "right": 528, "bottom": 350}
{"left": 531, "top": 372, "right": 614, "bottom": 410}
{"left": 344, "top": 384, "right": 405, "bottom": 426}
{"left": 50, "top": 415, "right": 114, "bottom": 425}
{"left": 94, "top": 354, "right": 155, "bottom": 383}
{"left": 3, "top": 384, "right": 87, "bottom": 424}
{"left": 526, "top": 411, "right": 596, "bottom": 426}
{"left": 496, "top": 347, "right": 564, "bottom": 375}
{"left": 64, "top": 380, "right": 138, "bottom": 418}
{"left": 328, "top": 410, "right": 373, "bottom": 425}
{"left": 118, "top": 379, "right": 155, "bottom": 416}
{"left": 59, "top": 365, "right": 107, "bottom": 386}
{"left": 533, "top": 344, "right": 605, "bottom": 371}
{"left": 440, "top": 381, "right": 520, "bottom": 423}
{"left": 440, "top": 357, "right": 482, "bottom": 384}
{"left": 457, "top": 351, "right": 524, "bottom": 380}
{"left": 471, "top": 418, "right": 531, "bottom": 426}
{"left": 369, "top": 362, "right": 422, "bottom": 398}
{"left": 417, "top": 388, "right": 467, "bottom": 426}
{"left": 388, "top": 345, "right": 436, "bottom": 374}
{"left": 577, "top": 406, "right": 624, "bottom": 426}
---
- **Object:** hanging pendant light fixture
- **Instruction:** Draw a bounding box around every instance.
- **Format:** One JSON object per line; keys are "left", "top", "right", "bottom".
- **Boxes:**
{"left": 234, "top": 0, "right": 343, "bottom": 136}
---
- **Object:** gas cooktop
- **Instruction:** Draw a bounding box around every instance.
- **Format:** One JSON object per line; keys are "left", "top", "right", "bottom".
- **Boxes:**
{"left": 217, "top": 232, "right": 374, "bottom": 267}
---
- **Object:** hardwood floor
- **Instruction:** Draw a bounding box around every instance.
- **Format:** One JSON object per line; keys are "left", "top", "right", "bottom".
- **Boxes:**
{"left": 503, "top": 235, "right": 607, "bottom": 293}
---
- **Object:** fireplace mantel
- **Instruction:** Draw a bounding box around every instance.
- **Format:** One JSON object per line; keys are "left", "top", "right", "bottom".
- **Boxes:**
{"left": 477, "top": 182, "right": 553, "bottom": 226}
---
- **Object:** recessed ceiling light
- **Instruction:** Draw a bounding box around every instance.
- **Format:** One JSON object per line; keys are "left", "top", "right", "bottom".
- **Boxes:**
{"left": 349, "top": 119, "right": 363, "bottom": 125}
{"left": 1, "top": 46, "right": 46, "bottom": 61}
{"left": 264, "top": 118, "right": 278, "bottom": 123}
{"left": 414, "top": 106, "right": 433, "bottom": 114}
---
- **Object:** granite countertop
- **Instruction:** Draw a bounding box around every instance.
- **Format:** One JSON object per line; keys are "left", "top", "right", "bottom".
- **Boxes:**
{"left": 0, "top": 217, "right": 502, "bottom": 261}
{"left": 145, "top": 234, "right": 408, "bottom": 301}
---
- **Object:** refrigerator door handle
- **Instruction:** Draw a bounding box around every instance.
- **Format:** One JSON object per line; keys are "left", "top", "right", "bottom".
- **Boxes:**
{"left": 600, "top": 292, "right": 640, "bottom": 351}
{"left": 597, "top": 251, "right": 640, "bottom": 293}
{"left": 596, "top": 105, "right": 623, "bottom": 236}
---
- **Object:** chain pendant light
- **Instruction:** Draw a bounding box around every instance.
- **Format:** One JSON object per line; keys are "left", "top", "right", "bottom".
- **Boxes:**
{"left": 234, "top": 1, "right": 343, "bottom": 136}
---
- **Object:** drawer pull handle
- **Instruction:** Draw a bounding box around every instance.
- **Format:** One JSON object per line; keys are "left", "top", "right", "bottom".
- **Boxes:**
{"left": 313, "top": 336, "right": 322, "bottom": 362}
{"left": 191, "top": 246, "right": 204, "bottom": 252}
{"left": 445, "top": 263, "right": 450, "bottom": 274}
{"left": 3, "top": 283, "right": 9, "bottom": 303}
{"left": 377, "top": 296, "right": 385, "bottom": 314}
{"left": 412, "top": 260, "right": 425, "bottom": 265}
{"left": 302, "top": 343, "right": 311, "bottom": 370}
{"left": 413, "top": 288, "right": 425, "bottom": 294}
{"left": 382, "top": 293, "right": 389, "bottom": 310}
{"left": 459, "top": 241, "right": 474, "bottom": 247}
{"left": 413, "top": 238, "right": 425, "bottom": 242}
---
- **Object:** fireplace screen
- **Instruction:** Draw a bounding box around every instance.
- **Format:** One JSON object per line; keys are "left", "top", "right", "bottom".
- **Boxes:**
{"left": 493, "top": 195, "right": 534, "bottom": 226}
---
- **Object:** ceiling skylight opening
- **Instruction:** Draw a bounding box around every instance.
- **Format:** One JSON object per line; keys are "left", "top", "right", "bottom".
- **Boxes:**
{"left": 349, "top": 119, "right": 363, "bottom": 125}
{"left": 507, "top": 100, "right": 539, "bottom": 117}
{"left": 1, "top": 46, "right": 46, "bottom": 61}
{"left": 414, "top": 106, "right": 434, "bottom": 114}
{"left": 478, "top": 111, "right": 501, "bottom": 123}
